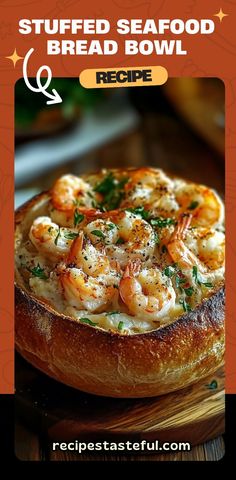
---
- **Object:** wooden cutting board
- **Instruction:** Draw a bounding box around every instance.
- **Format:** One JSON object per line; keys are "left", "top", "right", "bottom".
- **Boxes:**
{"left": 15, "top": 353, "right": 225, "bottom": 446}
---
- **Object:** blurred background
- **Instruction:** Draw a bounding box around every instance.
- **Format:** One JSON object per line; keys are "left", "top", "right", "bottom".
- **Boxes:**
{"left": 15, "top": 78, "right": 224, "bottom": 208}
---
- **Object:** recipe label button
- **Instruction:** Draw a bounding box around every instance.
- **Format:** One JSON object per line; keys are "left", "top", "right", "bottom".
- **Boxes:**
{"left": 80, "top": 66, "right": 168, "bottom": 88}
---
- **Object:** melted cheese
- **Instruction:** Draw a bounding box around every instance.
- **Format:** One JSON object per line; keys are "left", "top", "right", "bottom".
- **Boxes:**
{"left": 15, "top": 168, "right": 225, "bottom": 335}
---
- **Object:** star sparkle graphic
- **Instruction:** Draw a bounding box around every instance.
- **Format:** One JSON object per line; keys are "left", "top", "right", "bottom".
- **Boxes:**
{"left": 5, "top": 48, "right": 23, "bottom": 67}
{"left": 214, "top": 8, "right": 228, "bottom": 22}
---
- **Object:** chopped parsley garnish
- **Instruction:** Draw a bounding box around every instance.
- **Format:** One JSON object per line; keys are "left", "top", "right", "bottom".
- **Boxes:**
{"left": 150, "top": 217, "right": 175, "bottom": 228}
{"left": 126, "top": 206, "right": 149, "bottom": 220}
{"left": 118, "top": 178, "right": 129, "bottom": 189}
{"left": 94, "top": 173, "right": 128, "bottom": 210}
{"left": 118, "top": 321, "right": 124, "bottom": 331}
{"left": 107, "top": 223, "right": 116, "bottom": 231}
{"left": 175, "top": 274, "right": 186, "bottom": 289}
{"left": 28, "top": 264, "right": 48, "bottom": 280}
{"left": 205, "top": 379, "right": 218, "bottom": 390}
{"left": 192, "top": 266, "right": 199, "bottom": 283}
{"left": 164, "top": 266, "right": 194, "bottom": 297}
{"left": 154, "top": 232, "right": 160, "bottom": 244}
{"left": 80, "top": 318, "right": 97, "bottom": 327}
{"left": 91, "top": 200, "right": 98, "bottom": 209}
{"left": 179, "top": 299, "right": 192, "bottom": 312}
{"left": 163, "top": 265, "right": 176, "bottom": 277}
{"left": 116, "top": 237, "right": 125, "bottom": 245}
{"left": 74, "top": 209, "right": 84, "bottom": 227}
{"left": 161, "top": 245, "right": 168, "bottom": 254}
{"left": 63, "top": 231, "right": 80, "bottom": 240}
{"left": 94, "top": 172, "right": 115, "bottom": 194}
{"left": 91, "top": 230, "right": 106, "bottom": 239}
{"left": 48, "top": 226, "right": 53, "bottom": 234}
{"left": 167, "top": 270, "right": 195, "bottom": 295}
{"left": 73, "top": 198, "right": 81, "bottom": 207}
{"left": 105, "top": 189, "right": 124, "bottom": 210}
{"left": 106, "top": 311, "right": 120, "bottom": 316}
{"left": 192, "top": 266, "right": 213, "bottom": 288}
{"left": 54, "top": 227, "right": 61, "bottom": 245}
{"left": 188, "top": 201, "right": 199, "bottom": 210}
{"left": 184, "top": 286, "right": 194, "bottom": 297}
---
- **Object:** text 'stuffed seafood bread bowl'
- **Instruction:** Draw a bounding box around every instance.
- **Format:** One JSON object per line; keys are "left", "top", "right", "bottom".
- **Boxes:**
{"left": 15, "top": 168, "right": 225, "bottom": 397}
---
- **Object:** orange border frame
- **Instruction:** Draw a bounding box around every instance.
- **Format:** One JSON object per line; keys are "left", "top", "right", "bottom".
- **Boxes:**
{"left": 0, "top": 0, "right": 235, "bottom": 393}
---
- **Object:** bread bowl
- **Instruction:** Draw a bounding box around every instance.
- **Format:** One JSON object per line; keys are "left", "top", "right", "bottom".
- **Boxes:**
{"left": 15, "top": 167, "right": 225, "bottom": 397}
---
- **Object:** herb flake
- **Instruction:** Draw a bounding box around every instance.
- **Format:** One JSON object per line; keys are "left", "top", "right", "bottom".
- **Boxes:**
{"left": 188, "top": 201, "right": 199, "bottom": 210}
{"left": 184, "top": 286, "right": 194, "bottom": 297}
{"left": 150, "top": 217, "right": 175, "bottom": 228}
{"left": 63, "top": 231, "right": 80, "bottom": 240}
{"left": 94, "top": 172, "right": 115, "bottom": 194}
{"left": 163, "top": 265, "right": 176, "bottom": 277}
{"left": 73, "top": 198, "right": 81, "bottom": 207}
{"left": 28, "top": 264, "right": 48, "bottom": 280}
{"left": 74, "top": 209, "right": 84, "bottom": 227}
{"left": 116, "top": 237, "right": 125, "bottom": 245}
{"left": 107, "top": 223, "right": 116, "bottom": 231}
{"left": 175, "top": 274, "right": 186, "bottom": 289}
{"left": 179, "top": 299, "right": 192, "bottom": 312}
{"left": 126, "top": 206, "right": 149, "bottom": 220}
{"left": 91, "top": 230, "right": 106, "bottom": 239}
{"left": 118, "top": 321, "right": 124, "bottom": 331}
{"left": 80, "top": 318, "right": 97, "bottom": 327}
{"left": 154, "top": 232, "right": 160, "bottom": 244}
{"left": 54, "top": 227, "right": 61, "bottom": 245}
{"left": 106, "top": 311, "right": 120, "bottom": 316}
{"left": 94, "top": 173, "right": 128, "bottom": 210}
{"left": 192, "top": 266, "right": 213, "bottom": 288}
{"left": 205, "top": 379, "right": 218, "bottom": 390}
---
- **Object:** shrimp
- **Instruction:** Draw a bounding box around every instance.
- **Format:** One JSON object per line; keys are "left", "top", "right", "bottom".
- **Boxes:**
{"left": 119, "top": 259, "right": 176, "bottom": 321}
{"left": 67, "top": 232, "right": 110, "bottom": 276}
{"left": 50, "top": 174, "right": 101, "bottom": 227}
{"left": 59, "top": 233, "right": 119, "bottom": 312}
{"left": 80, "top": 210, "right": 157, "bottom": 268}
{"left": 124, "top": 168, "right": 172, "bottom": 193}
{"left": 84, "top": 216, "right": 120, "bottom": 246}
{"left": 115, "top": 211, "right": 156, "bottom": 255}
{"left": 167, "top": 215, "right": 225, "bottom": 272}
{"left": 175, "top": 182, "right": 224, "bottom": 228}
{"left": 185, "top": 227, "right": 225, "bottom": 271}
{"left": 60, "top": 267, "right": 118, "bottom": 312}
{"left": 167, "top": 215, "right": 202, "bottom": 271}
{"left": 52, "top": 174, "right": 91, "bottom": 211}
{"left": 29, "top": 216, "right": 78, "bottom": 262}
{"left": 121, "top": 167, "right": 179, "bottom": 215}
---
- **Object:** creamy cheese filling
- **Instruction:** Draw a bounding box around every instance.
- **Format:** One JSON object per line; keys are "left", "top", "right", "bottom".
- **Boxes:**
{"left": 15, "top": 168, "right": 225, "bottom": 335}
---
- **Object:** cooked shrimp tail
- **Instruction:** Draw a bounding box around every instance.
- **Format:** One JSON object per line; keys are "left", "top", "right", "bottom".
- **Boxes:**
{"left": 174, "top": 214, "right": 192, "bottom": 240}
{"left": 122, "top": 258, "right": 141, "bottom": 279}
{"left": 168, "top": 214, "right": 206, "bottom": 272}
{"left": 67, "top": 231, "right": 84, "bottom": 265}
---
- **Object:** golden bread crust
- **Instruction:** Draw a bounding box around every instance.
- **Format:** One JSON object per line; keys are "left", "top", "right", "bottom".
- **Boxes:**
{"left": 15, "top": 177, "right": 225, "bottom": 398}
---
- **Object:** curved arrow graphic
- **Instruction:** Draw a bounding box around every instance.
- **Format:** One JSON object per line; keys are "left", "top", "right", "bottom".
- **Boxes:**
{"left": 23, "top": 48, "right": 62, "bottom": 105}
